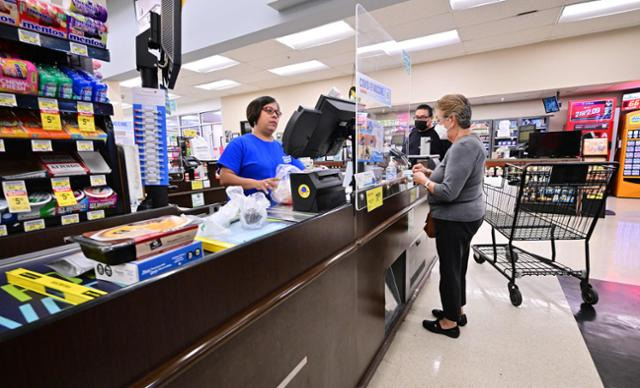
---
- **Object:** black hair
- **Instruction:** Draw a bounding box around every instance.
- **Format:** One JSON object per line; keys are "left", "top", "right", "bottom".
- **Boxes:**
{"left": 246, "top": 96, "right": 278, "bottom": 127}
{"left": 415, "top": 104, "right": 433, "bottom": 118}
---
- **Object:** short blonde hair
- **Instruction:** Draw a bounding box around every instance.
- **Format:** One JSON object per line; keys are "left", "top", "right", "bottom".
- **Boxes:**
{"left": 436, "top": 94, "right": 472, "bottom": 129}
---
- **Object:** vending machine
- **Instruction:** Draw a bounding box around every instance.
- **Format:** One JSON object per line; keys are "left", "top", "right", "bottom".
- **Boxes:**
{"left": 614, "top": 108, "right": 640, "bottom": 198}
{"left": 565, "top": 98, "right": 617, "bottom": 159}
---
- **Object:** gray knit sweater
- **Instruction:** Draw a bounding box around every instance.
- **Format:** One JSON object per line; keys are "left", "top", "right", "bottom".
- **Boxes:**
{"left": 428, "top": 135, "right": 486, "bottom": 222}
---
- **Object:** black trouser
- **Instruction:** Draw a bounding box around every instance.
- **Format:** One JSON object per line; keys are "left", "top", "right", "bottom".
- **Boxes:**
{"left": 434, "top": 217, "right": 483, "bottom": 322}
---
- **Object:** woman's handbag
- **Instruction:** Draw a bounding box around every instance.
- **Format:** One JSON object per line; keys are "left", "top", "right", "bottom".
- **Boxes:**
{"left": 424, "top": 211, "right": 436, "bottom": 238}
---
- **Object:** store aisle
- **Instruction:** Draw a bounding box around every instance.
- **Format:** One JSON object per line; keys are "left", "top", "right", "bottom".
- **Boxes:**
{"left": 369, "top": 197, "right": 639, "bottom": 387}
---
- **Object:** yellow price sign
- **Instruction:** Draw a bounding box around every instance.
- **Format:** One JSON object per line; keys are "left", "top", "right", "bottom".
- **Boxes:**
{"left": 76, "top": 140, "right": 94, "bottom": 152}
{"left": 77, "top": 101, "right": 94, "bottom": 115}
{"left": 87, "top": 210, "right": 105, "bottom": 220}
{"left": 24, "top": 219, "right": 45, "bottom": 232}
{"left": 51, "top": 177, "right": 77, "bottom": 207}
{"left": 2, "top": 181, "right": 31, "bottom": 213}
{"left": 31, "top": 139, "right": 53, "bottom": 152}
{"left": 61, "top": 214, "right": 80, "bottom": 225}
{"left": 0, "top": 139, "right": 5, "bottom": 152}
{"left": 191, "top": 180, "right": 204, "bottom": 190}
{"left": 0, "top": 225, "right": 7, "bottom": 237}
{"left": 70, "top": 42, "right": 89, "bottom": 57}
{"left": 18, "top": 29, "right": 41, "bottom": 46}
{"left": 41, "top": 112, "right": 62, "bottom": 131}
{"left": 78, "top": 115, "right": 96, "bottom": 132}
{"left": 366, "top": 186, "right": 384, "bottom": 212}
{"left": 183, "top": 129, "right": 198, "bottom": 138}
{"left": 90, "top": 175, "right": 107, "bottom": 187}
{"left": 0, "top": 93, "right": 17, "bottom": 107}
{"left": 38, "top": 98, "right": 59, "bottom": 112}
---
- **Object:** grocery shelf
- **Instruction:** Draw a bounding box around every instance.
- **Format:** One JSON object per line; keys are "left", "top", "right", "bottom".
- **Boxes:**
{"left": 2, "top": 93, "right": 114, "bottom": 116}
{"left": 0, "top": 24, "right": 110, "bottom": 62}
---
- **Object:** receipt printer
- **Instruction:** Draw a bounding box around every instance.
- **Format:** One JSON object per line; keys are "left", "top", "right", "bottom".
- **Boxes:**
{"left": 290, "top": 170, "right": 346, "bottom": 213}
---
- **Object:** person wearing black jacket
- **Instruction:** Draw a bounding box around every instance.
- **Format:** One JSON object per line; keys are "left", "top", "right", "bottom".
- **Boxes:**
{"left": 402, "top": 104, "right": 450, "bottom": 160}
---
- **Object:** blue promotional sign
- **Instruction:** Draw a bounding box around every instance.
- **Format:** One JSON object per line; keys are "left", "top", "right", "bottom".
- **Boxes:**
{"left": 356, "top": 72, "right": 392, "bottom": 107}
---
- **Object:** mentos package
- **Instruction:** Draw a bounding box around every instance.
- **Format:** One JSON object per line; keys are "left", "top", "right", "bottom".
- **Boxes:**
{"left": 64, "top": 0, "right": 107, "bottom": 22}
{"left": 18, "top": 0, "right": 68, "bottom": 39}
{"left": 56, "top": 190, "right": 89, "bottom": 215}
{"left": 0, "top": 0, "right": 18, "bottom": 26}
{"left": 84, "top": 186, "right": 117, "bottom": 210}
{"left": 68, "top": 11, "right": 108, "bottom": 49}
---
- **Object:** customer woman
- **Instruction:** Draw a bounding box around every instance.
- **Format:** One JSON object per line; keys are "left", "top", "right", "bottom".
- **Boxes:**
{"left": 218, "top": 96, "right": 304, "bottom": 196}
{"left": 412, "top": 94, "right": 486, "bottom": 339}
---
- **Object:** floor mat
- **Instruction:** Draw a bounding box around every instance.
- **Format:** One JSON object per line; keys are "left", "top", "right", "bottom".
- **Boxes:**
{"left": 559, "top": 277, "right": 640, "bottom": 388}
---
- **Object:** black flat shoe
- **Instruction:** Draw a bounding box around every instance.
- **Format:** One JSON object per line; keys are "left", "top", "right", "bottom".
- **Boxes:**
{"left": 431, "top": 309, "right": 468, "bottom": 326}
{"left": 422, "top": 319, "right": 460, "bottom": 338}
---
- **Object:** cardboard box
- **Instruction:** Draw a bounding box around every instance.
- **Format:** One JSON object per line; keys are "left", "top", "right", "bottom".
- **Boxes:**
{"left": 94, "top": 241, "right": 203, "bottom": 286}
{"left": 18, "top": 0, "right": 68, "bottom": 38}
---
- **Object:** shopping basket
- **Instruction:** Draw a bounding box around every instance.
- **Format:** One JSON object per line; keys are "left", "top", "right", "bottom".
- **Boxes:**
{"left": 472, "top": 162, "right": 618, "bottom": 306}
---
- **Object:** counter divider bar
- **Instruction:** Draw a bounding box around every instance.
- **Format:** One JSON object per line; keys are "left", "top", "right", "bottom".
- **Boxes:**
{"left": 134, "top": 196, "right": 428, "bottom": 388}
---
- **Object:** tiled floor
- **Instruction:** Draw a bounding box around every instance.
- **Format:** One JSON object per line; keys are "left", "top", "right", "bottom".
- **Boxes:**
{"left": 369, "top": 197, "right": 640, "bottom": 387}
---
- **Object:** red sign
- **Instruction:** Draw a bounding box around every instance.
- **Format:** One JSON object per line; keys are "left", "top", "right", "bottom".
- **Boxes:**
{"left": 622, "top": 92, "right": 640, "bottom": 111}
{"left": 569, "top": 99, "right": 615, "bottom": 122}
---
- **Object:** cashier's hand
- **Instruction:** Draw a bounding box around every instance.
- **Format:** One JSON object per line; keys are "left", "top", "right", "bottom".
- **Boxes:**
{"left": 413, "top": 171, "right": 428, "bottom": 186}
{"left": 412, "top": 164, "right": 432, "bottom": 177}
{"left": 253, "top": 178, "right": 280, "bottom": 193}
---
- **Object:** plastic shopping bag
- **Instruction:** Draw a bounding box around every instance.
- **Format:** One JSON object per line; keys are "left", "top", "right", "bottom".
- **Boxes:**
{"left": 271, "top": 164, "right": 302, "bottom": 204}
{"left": 198, "top": 186, "right": 244, "bottom": 237}
{"left": 240, "top": 192, "right": 270, "bottom": 229}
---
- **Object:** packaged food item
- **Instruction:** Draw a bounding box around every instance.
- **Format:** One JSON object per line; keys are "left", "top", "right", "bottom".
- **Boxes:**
{"left": 1, "top": 191, "right": 56, "bottom": 224}
{"left": 64, "top": 0, "right": 107, "bottom": 22}
{"left": 0, "top": 109, "right": 29, "bottom": 138}
{"left": 38, "top": 152, "right": 89, "bottom": 176}
{"left": 70, "top": 215, "right": 202, "bottom": 264}
{"left": 62, "top": 113, "right": 107, "bottom": 140}
{"left": 17, "top": 111, "right": 71, "bottom": 139}
{"left": 83, "top": 185, "right": 117, "bottom": 210}
{"left": 0, "top": 0, "right": 18, "bottom": 26}
{"left": 56, "top": 189, "right": 88, "bottom": 215}
{"left": 55, "top": 67, "right": 73, "bottom": 99}
{"left": 0, "top": 57, "right": 38, "bottom": 95}
{"left": 37, "top": 64, "right": 57, "bottom": 97}
{"left": 60, "top": 66, "right": 92, "bottom": 101}
{"left": 18, "top": 0, "right": 68, "bottom": 38}
{"left": 67, "top": 11, "right": 108, "bottom": 49}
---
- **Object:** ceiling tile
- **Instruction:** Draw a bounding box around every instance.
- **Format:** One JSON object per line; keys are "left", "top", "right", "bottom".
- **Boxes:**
{"left": 224, "top": 40, "right": 293, "bottom": 63}
{"left": 384, "top": 13, "right": 457, "bottom": 41}
{"left": 458, "top": 7, "right": 562, "bottom": 41}
{"left": 248, "top": 50, "right": 316, "bottom": 70}
{"left": 322, "top": 51, "right": 356, "bottom": 67}
{"left": 367, "top": 0, "right": 450, "bottom": 27}
{"left": 551, "top": 10, "right": 640, "bottom": 39}
{"left": 453, "top": 0, "right": 565, "bottom": 27}
{"left": 409, "top": 42, "right": 466, "bottom": 64}
{"left": 463, "top": 25, "right": 554, "bottom": 53}
{"left": 300, "top": 38, "right": 355, "bottom": 58}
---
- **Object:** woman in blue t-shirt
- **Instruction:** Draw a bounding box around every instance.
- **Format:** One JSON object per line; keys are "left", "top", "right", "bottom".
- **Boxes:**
{"left": 218, "top": 96, "right": 304, "bottom": 196}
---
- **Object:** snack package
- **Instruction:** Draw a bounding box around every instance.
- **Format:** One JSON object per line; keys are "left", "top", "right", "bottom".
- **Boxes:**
{"left": 69, "top": 215, "right": 202, "bottom": 264}
{"left": 64, "top": 0, "right": 107, "bottom": 22}
{"left": 83, "top": 186, "right": 117, "bottom": 210}
{"left": 18, "top": 0, "right": 68, "bottom": 38}
{"left": 60, "top": 66, "right": 93, "bottom": 101}
{"left": 67, "top": 11, "right": 108, "bottom": 49}
{"left": 0, "top": 57, "right": 38, "bottom": 95}
{"left": 62, "top": 113, "right": 108, "bottom": 140}
{"left": 56, "top": 189, "right": 88, "bottom": 215}
{"left": 17, "top": 111, "right": 71, "bottom": 139}
{"left": 0, "top": 0, "right": 18, "bottom": 26}
{"left": 1, "top": 191, "right": 56, "bottom": 224}
{"left": 240, "top": 192, "right": 270, "bottom": 230}
{"left": 271, "top": 164, "right": 302, "bottom": 205}
{"left": 0, "top": 109, "right": 29, "bottom": 138}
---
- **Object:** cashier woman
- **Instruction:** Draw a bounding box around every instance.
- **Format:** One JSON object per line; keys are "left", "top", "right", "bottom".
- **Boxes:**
{"left": 218, "top": 96, "right": 304, "bottom": 196}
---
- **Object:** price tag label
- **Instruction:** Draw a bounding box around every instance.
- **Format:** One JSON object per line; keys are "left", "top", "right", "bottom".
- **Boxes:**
{"left": 41, "top": 112, "right": 63, "bottom": 131}
{"left": 90, "top": 175, "right": 107, "bottom": 187}
{"left": 0, "top": 225, "right": 7, "bottom": 237}
{"left": 366, "top": 186, "right": 383, "bottom": 212}
{"left": 78, "top": 114, "right": 96, "bottom": 132}
{"left": 18, "top": 29, "right": 41, "bottom": 46}
{"left": 191, "top": 192, "right": 205, "bottom": 207}
{"left": 0, "top": 139, "right": 5, "bottom": 152}
{"left": 24, "top": 219, "right": 45, "bottom": 232}
{"left": 203, "top": 180, "right": 211, "bottom": 188}
{"left": 191, "top": 180, "right": 204, "bottom": 190}
{"left": 38, "top": 98, "right": 59, "bottom": 113}
{"left": 70, "top": 42, "right": 89, "bottom": 57}
{"left": 76, "top": 101, "right": 94, "bottom": 115}
{"left": 51, "top": 177, "right": 77, "bottom": 207}
{"left": 76, "top": 140, "right": 94, "bottom": 152}
{"left": 183, "top": 129, "right": 198, "bottom": 138}
{"left": 0, "top": 93, "right": 17, "bottom": 107}
{"left": 87, "top": 210, "right": 105, "bottom": 220}
{"left": 31, "top": 139, "right": 53, "bottom": 152}
{"left": 2, "top": 180, "right": 31, "bottom": 213}
{"left": 61, "top": 214, "right": 80, "bottom": 225}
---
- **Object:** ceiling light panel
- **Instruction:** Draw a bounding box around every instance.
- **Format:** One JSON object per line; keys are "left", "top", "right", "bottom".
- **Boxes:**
{"left": 268, "top": 60, "right": 329, "bottom": 76}
{"left": 357, "top": 30, "right": 460, "bottom": 56}
{"left": 196, "top": 79, "right": 241, "bottom": 90}
{"left": 559, "top": 0, "right": 640, "bottom": 23}
{"left": 450, "top": 0, "right": 505, "bottom": 11}
{"left": 276, "top": 21, "right": 355, "bottom": 50}
{"left": 182, "top": 55, "right": 239, "bottom": 73}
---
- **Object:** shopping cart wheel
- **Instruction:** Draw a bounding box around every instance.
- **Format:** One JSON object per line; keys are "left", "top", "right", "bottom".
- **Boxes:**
{"left": 508, "top": 283, "right": 522, "bottom": 307}
{"left": 580, "top": 283, "right": 599, "bottom": 305}
{"left": 473, "top": 252, "right": 485, "bottom": 264}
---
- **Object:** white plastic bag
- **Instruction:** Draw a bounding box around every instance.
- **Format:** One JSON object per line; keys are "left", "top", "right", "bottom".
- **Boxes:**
{"left": 198, "top": 186, "right": 244, "bottom": 237}
{"left": 271, "top": 164, "right": 302, "bottom": 204}
{"left": 240, "top": 192, "right": 270, "bottom": 229}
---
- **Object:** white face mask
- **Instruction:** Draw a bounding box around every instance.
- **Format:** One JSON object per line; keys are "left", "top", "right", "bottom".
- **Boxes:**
{"left": 435, "top": 124, "right": 448, "bottom": 140}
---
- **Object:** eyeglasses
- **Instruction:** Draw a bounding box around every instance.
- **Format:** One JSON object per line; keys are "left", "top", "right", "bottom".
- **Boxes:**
{"left": 262, "top": 106, "right": 282, "bottom": 118}
{"left": 414, "top": 115, "right": 432, "bottom": 120}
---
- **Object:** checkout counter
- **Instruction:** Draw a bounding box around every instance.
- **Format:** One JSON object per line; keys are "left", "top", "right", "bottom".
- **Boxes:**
{"left": 0, "top": 96, "right": 437, "bottom": 388}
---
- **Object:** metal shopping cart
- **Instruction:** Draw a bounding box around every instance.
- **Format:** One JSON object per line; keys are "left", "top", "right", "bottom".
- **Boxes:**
{"left": 472, "top": 162, "right": 618, "bottom": 306}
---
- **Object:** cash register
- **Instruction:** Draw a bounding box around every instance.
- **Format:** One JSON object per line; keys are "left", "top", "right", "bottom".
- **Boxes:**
{"left": 282, "top": 95, "right": 355, "bottom": 213}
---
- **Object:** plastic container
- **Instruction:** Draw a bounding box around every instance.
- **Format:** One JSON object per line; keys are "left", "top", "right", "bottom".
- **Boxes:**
{"left": 83, "top": 186, "right": 118, "bottom": 210}
{"left": 1, "top": 192, "right": 57, "bottom": 223}
{"left": 37, "top": 65, "right": 58, "bottom": 97}
{"left": 60, "top": 66, "right": 93, "bottom": 101}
